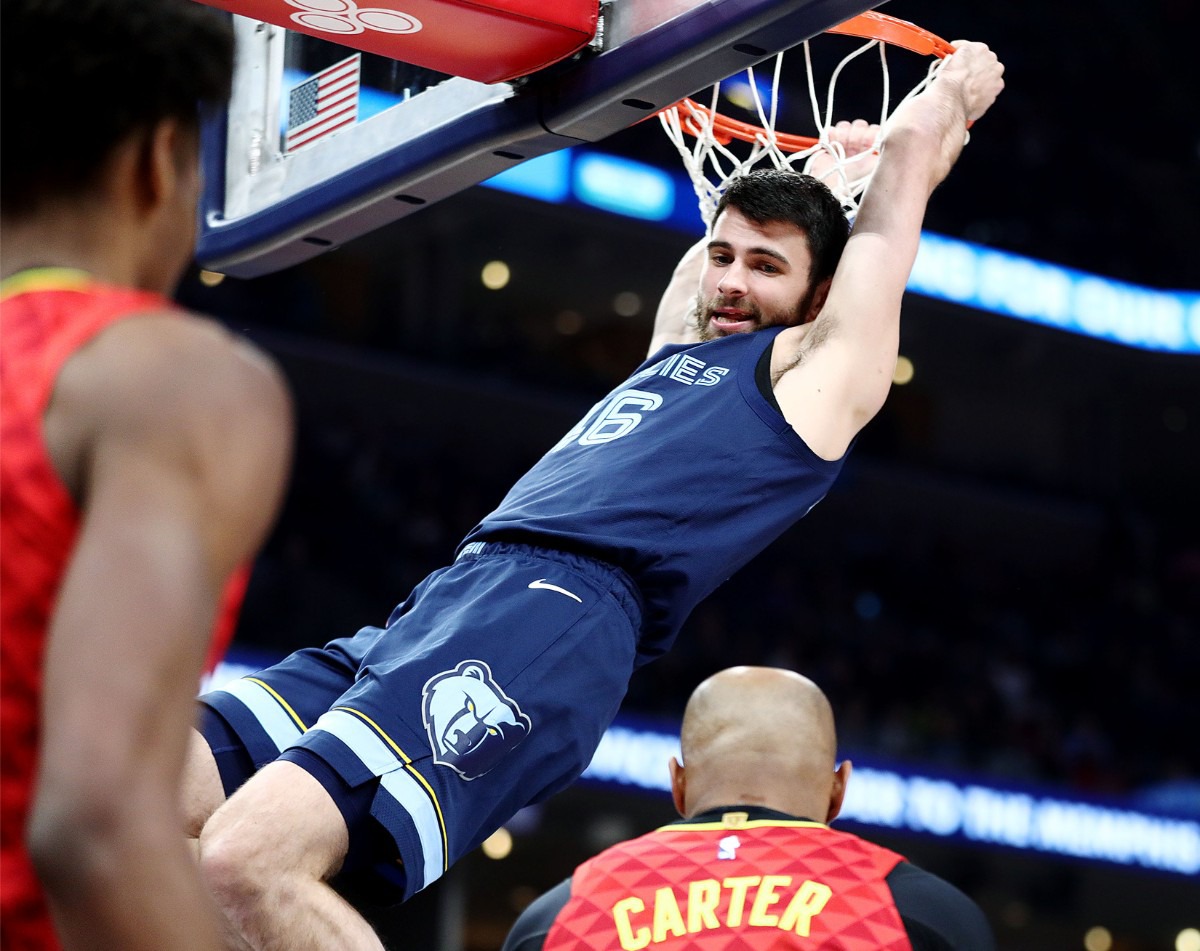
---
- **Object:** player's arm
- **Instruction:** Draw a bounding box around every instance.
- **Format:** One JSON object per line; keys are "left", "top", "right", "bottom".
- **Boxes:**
{"left": 648, "top": 235, "right": 707, "bottom": 356}
{"left": 772, "top": 42, "right": 1004, "bottom": 460}
{"left": 887, "top": 862, "right": 997, "bottom": 951}
{"left": 26, "top": 314, "right": 293, "bottom": 951}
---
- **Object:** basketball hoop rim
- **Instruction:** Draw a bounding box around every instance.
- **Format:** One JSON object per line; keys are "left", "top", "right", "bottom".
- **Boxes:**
{"left": 661, "top": 11, "right": 957, "bottom": 153}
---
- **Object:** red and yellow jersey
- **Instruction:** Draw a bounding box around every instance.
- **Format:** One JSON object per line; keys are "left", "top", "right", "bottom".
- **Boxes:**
{"left": 0, "top": 269, "right": 247, "bottom": 949}
{"left": 545, "top": 811, "right": 909, "bottom": 951}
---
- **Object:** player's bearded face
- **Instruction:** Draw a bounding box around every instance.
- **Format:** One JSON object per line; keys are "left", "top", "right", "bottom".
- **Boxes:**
{"left": 693, "top": 209, "right": 820, "bottom": 340}
{"left": 692, "top": 290, "right": 808, "bottom": 341}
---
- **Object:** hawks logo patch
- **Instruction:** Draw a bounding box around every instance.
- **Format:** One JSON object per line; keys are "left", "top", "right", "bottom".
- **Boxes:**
{"left": 421, "top": 660, "right": 531, "bottom": 780}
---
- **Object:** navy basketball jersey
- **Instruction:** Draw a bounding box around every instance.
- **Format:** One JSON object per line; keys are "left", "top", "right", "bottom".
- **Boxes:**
{"left": 462, "top": 327, "right": 847, "bottom": 658}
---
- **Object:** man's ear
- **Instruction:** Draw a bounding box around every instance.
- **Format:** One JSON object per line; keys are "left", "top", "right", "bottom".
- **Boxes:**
{"left": 826, "top": 759, "right": 852, "bottom": 823}
{"left": 669, "top": 756, "right": 687, "bottom": 818}
{"left": 133, "top": 119, "right": 183, "bottom": 215}
{"left": 803, "top": 277, "right": 833, "bottom": 324}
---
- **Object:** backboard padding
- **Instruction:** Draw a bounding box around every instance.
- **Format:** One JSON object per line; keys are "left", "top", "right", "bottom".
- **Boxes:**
{"left": 198, "top": 0, "right": 882, "bottom": 276}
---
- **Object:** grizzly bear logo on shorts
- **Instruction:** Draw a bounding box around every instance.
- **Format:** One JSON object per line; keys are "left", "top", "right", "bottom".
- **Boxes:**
{"left": 421, "top": 660, "right": 531, "bottom": 780}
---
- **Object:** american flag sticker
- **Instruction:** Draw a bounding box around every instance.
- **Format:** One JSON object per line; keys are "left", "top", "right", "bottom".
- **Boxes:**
{"left": 284, "top": 54, "right": 360, "bottom": 153}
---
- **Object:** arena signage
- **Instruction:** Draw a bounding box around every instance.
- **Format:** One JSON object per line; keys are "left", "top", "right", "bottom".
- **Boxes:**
{"left": 581, "top": 719, "right": 1200, "bottom": 877}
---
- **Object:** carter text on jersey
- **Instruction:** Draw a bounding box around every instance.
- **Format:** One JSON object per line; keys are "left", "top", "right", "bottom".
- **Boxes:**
{"left": 610, "top": 874, "right": 833, "bottom": 949}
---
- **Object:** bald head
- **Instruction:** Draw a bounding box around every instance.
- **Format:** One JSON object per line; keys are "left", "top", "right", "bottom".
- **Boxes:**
{"left": 669, "top": 667, "right": 849, "bottom": 822}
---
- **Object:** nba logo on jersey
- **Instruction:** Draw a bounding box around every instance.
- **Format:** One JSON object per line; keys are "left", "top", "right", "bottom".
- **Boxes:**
{"left": 421, "top": 660, "right": 531, "bottom": 780}
{"left": 717, "top": 834, "right": 741, "bottom": 860}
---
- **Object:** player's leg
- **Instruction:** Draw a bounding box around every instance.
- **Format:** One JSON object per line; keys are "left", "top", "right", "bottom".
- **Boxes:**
{"left": 182, "top": 726, "right": 226, "bottom": 841}
{"left": 280, "top": 544, "right": 643, "bottom": 900}
{"left": 181, "top": 629, "right": 388, "bottom": 945}
{"left": 198, "top": 547, "right": 640, "bottom": 949}
{"left": 185, "top": 629, "right": 387, "bottom": 831}
{"left": 197, "top": 759, "right": 383, "bottom": 951}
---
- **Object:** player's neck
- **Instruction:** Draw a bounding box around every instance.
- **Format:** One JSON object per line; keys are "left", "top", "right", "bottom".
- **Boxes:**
{"left": 688, "top": 784, "right": 830, "bottom": 823}
{"left": 2, "top": 212, "right": 148, "bottom": 289}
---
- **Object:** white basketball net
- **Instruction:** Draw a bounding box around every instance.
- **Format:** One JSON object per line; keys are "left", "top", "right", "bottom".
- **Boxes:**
{"left": 659, "top": 37, "right": 945, "bottom": 224}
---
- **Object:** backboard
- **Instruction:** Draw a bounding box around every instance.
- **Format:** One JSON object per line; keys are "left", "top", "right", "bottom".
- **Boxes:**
{"left": 198, "top": 0, "right": 882, "bottom": 277}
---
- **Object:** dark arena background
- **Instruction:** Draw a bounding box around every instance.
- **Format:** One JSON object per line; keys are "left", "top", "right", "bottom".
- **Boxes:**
{"left": 182, "top": 2, "right": 1199, "bottom": 948}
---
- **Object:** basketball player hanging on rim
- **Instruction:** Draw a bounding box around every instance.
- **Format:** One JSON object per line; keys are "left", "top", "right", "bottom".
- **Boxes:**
{"left": 185, "top": 40, "right": 1004, "bottom": 950}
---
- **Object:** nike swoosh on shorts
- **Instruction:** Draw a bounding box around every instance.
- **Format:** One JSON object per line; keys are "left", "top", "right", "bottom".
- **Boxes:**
{"left": 527, "top": 579, "right": 583, "bottom": 603}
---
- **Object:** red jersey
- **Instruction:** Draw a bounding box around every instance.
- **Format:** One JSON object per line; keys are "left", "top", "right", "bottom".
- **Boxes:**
{"left": 0, "top": 270, "right": 248, "bottom": 949}
{"left": 546, "top": 811, "right": 910, "bottom": 951}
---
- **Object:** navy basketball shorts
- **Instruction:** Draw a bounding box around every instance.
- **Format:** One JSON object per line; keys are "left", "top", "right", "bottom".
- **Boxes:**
{"left": 199, "top": 542, "right": 642, "bottom": 902}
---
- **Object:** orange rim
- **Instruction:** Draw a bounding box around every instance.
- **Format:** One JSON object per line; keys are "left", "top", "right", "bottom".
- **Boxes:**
{"left": 663, "top": 11, "right": 956, "bottom": 151}
{"left": 826, "top": 11, "right": 956, "bottom": 59}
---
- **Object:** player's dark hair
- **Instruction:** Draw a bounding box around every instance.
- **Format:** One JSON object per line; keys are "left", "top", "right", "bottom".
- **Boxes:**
{"left": 0, "top": 0, "right": 235, "bottom": 218}
{"left": 714, "top": 169, "right": 851, "bottom": 286}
